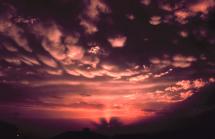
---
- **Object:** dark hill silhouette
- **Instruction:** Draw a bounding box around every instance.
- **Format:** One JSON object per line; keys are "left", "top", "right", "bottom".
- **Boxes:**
{"left": 0, "top": 121, "right": 19, "bottom": 139}
{"left": 51, "top": 128, "right": 108, "bottom": 139}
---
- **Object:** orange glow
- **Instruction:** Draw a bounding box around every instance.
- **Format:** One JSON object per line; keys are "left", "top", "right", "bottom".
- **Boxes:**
{"left": 13, "top": 78, "right": 209, "bottom": 127}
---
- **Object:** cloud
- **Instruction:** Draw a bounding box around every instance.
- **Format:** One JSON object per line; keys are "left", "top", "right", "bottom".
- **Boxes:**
{"left": 37, "top": 101, "right": 105, "bottom": 110}
{"left": 0, "top": 19, "right": 32, "bottom": 52}
{"left": 65, "top": 64, "right": 141, "bottom": 79}
{"left": 2, "top": 55, "right": 40, "bottom": 66}
{"left": 0, "top": 0, "right": 214, "bottom": 125}
{"left": 13, "top": 16, "right": 38, "bottom": 24}
{"left": 126, "top": 14, "right": 135, "bottom": 21}
{"left": 80, "top": 19, "right": 98, "bottom": 34}
{"left": 35, "top": 23, "right": 62, "bottom": 44}
{"left": 32, "top": 23, "right": 88, "bottom": 67}
{"left": 165, "top": 79, "right": 207, "bottom": 92}
{"left": 149, "top": 16, "right": 162, "bottom": 26}
{"left": 108, "top": 36, "right": 127, "bottom": 48}
{"left": 159, "top": 2, "right": 175, "bottom": 12}
{"left": 140, "top": 0, "right": 151, "bottom": 6}
{"left": 101, "top": 64, "right": 117, "bottom": 71}
{"left": 4, "top": 57, "right": 22, "bottom": 65}
{"left": 37, "top": 55, "right": 58, "bottom": 68}
{"left": 180, "top": 90, "right": 193, "bottom": 100}
{"left": 173, "top": 0, "right": 215, "bottom": 24}
{"left": 0, "top": 72, "right": 5, "bottom": 77}
{"left": 80, "top": 56, "right": 100, "bottom": 68}
{"left": 66, "top": 45, "right": 85, "bottom": 60}
{"left": 88, "top": 46, "right": 101, "bottom": 55}
{"left": 209, "top": 78, "right": 215, "bottom": 83}
{"left": 45, "top": 69, "right": 63, "bottom": 76}
{"left": 172, "top": 55, "right": 197, "bottom": 68}
{"left": 179, "top": 30, "right": 189, "bottom": 38}
{"left": 154, "top": 69, "right": 173, "bottom": 78}
{"left": 129, "top": 74, "right": 151, "bottom": 82}
{"left": 172, "top": 61, "right": 191, "bottom": 68}
{"left": 84, "top": 0, "right": 110, "bottom": 20}
{"left": 174, "top": 10, "right": 191, "bottom": 24}
{"left": 189, "top": 0, "right": 215, "bottom": 14}
{"left": 79, "top": 0, "right": 110, "bottom": 34}
{"left": 193, "top": 79, "right": 206, "bottom": 88}
{"left": 32, "top": 23, "right": 67, "bottom": 61}
{"left": 176, "top": 80, "right": 192, "bottom": 90}
{"left": 2, "top": 42, "right": 18, "bottom": 52}
{"left": 19, "top": 55, "right": 40, "bottom": 66}
{"left": 150, "top": 55, "right": 197, "bottom": 69}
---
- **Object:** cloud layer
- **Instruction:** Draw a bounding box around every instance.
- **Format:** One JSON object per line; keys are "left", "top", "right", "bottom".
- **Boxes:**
{"left": 0, "top": 0, "right": 214, "bottom": 127}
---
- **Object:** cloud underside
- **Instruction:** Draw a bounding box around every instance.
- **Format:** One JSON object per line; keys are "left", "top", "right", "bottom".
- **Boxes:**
{"left": 0, "top": 0, "right": 214, "bottom": 125}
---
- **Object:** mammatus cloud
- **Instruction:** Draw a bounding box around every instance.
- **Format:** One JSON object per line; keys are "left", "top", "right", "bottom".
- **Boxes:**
{"left": 2, "top": 42, "right": 18, "bottom": 52}
{"left": 129, "top": 74, "right": 151, "bottom": 82}
{"left": 84, "top": 0, "right": 110, "bottom": 20}
{"left": 150, "top": 54, "right": 197, "bottom": 68}
{"left": 140, "top": 0, "right": 151, "bottom": 6}
{"left": 0, "top": 0, "right": 214, "bottom": 128}
{"left": 108, "top": 36, "right": 127, "bottom": 48}
{"left": 126, "top": 14, "right": 135, "bottom": 21}
{"left": 37, "top": 55, "right": 58, "bottom": 68}
{"left": 88, "top": 46, "right": 101, "bottom": 55}
{"left": 0, "top": 19, "right": 32, "bottom": 52}
{"left": 149, "top": 16, "right": 162, "bottom": 26}
{"left": 79, "top": 0, "right": 110, "bottom": 34}
{"left": 80, "top": 19, "right": 98, "bottom": 34}
{"left": 179, "top": 30, "right": 189, "bottom": 38}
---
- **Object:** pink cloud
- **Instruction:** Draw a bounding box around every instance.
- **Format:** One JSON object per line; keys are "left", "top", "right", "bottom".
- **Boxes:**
{"left": 150, "top": 54, "right": 197, "bottom": 69}
{"left": 180, "top": 91, "right": 193, "bottom": 100}
{"left": 88, "top": 46, "right": 101, "bottom": 55}
{"left": 189, "top": 0, "right": 215, "bottom": 14}
{"left": 80, "top": 19, "right": 98, "bottom": 34}
{"left": 209, "top": 77, "right": 215, "bottom": 83}
{"left": 176, "top": 80, "right": 192, "bottom": 90}
{"left": 172, "top": 0, "right": 215, "bottom": 24}
{"left": 37, "top": 55, "right": 58, "bottom": 68}
{"left": 179, "top": 30, "right": 189, "bottom": 38}
{"left": 172, "top": 55, "right": 197, "bottom": 68}
{"left": 2, "top": 42, "right": 18, "bottom": 52}
{"left": 66, "top": 45, "right": 85, "bottom": 60}
{"left": 193, "top": 79, "right": 206, "bottom": 88}
{"left": 20, "top": 55, "right": 40, "bottom": 66}
{"left": 129, "top": 74, "right": 150, "bottom": 82}
{"left": 45, "top": 69, "right": 63, "bottom": 76}
{"left": 33, "top": 23, "right": 67, "bottom": 61}
{"left": 0, "top": 20, "right": 32, "bottom": 52}
{"left": 85, "top": 0, "right": 110, "bottom": 20}
{"left": 80, "top": 56, "right": 100, "bottom": 68}
{"left": 140, "top": 0, "right": 151, "bottom": 6}
{"left": 154, "top": 69, "right": 173, "bottom": 78}
{"left": 108, "top": 36, "right": 127, "bottom": 48}
{"left": 4, "top": 57, "right": 22, "bottom": 65}
{"left": 174, "top": 10, "right": 191, "bottom": 24}
{"left": 101, "top": 64, "right": 117, "bottom": 71}
{"left": 126, "top": 14, "right": 135, "bottom": 20}
{"left": 149, "top": 16, "right": 162, "bottom": 26}
{"left": 165, "top": 79, "right": 207, "bottom": 93}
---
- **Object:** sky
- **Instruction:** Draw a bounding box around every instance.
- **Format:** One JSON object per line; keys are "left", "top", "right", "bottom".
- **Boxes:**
{"left": 0, "top": 0, "right": 215, "bottom": 134}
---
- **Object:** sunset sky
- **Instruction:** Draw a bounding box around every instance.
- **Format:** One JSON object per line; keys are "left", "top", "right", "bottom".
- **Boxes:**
{"left": 0, "top": 0, "right": 215, "bottom": 133}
